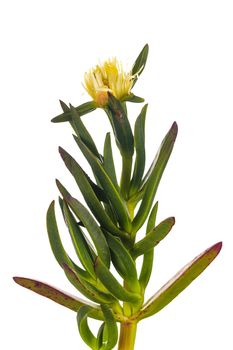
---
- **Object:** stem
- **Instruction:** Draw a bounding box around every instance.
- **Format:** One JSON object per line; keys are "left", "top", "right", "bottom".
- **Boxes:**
{"left": 120, "top": 155, "right": 132, "bottom": 200}
{"left": 118, "top": 321, "right": 137, "bottom": 350}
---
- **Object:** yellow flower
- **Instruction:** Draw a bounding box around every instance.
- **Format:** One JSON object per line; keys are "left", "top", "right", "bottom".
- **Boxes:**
{"left": 84, "top": 58, "right": 135, "bottom": 107}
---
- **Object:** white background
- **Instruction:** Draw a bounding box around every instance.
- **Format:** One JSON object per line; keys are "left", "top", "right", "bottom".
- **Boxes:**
{"left": 1, "top": 0, "right": 232, "bottom": 349}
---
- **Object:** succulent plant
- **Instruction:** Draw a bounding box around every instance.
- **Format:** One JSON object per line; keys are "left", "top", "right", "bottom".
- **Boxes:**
{"left": 14, "top": 44, "right": 222, "bottom": 350}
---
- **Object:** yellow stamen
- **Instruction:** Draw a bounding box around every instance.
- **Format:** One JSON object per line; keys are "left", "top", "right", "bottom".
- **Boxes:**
{"left": 83, "top": 58, "right": 134, "bottom": 107}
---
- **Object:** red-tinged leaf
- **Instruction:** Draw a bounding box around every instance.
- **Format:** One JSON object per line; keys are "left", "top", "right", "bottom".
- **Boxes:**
{"left": 13, "top": 277, "right": 103, "bottom": 320}
{"left": 132, "top": 242, "right": 222, "bottom": 321}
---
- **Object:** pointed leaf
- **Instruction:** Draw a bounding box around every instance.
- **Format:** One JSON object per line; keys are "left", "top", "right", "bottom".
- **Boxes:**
{"left": 63, "top": 264, "right": 116, "bottom": 304}
{"left": 13, "top": 277, "right": 103, "bottom": 320}
{"left": 69, "top": 104, "right": 100, "bottom": 159}
{"left": 51, "top": 101, "right": 96, "bottom": 123}
{"left": 57, "top": 181, "right": 111, "bottom": 267}
{"left": 94, "top": 257, "right": 141, "bottom": 303}
{"left": 59, "top": 147, "right": 125, "bottom": 238}
{"left": 103, "top": 133, "right": 118, "bottom": 188}
{"left": 63, "top": 201, "right": 96, "bottom": 278}
{"left": 122, "top": 94, "right": 145, "bottom": 103}
{"left": 106, "top": 93, "right": 134, "bottom": 158}
{"left": 59, "top": 99, "right": 70, "bottom": 112}
{"left": 46, "top": 201, "right": 92, "bottom": 282}
{"left": 130, "top": 104, "right": 147, "bottom": 195}
{"left": 132, "top": 122, "right": 178, "bottom": 234}
{"left": 104, "top": 231, "right": 140, "bottom": 292}
{"left": 132, "top": 217, "right": 175, "bottom": 258}
{"left": 139, "top": 201, "right": 158, "bottom": 289}
{"left": 73, "top": 136, "right": 132, "bottom": 232}
{"left": 134, "top": 242, "right": 222, "bottom": 321}
{"left": 131, "top": 44, "right": 149, "bottom": 87}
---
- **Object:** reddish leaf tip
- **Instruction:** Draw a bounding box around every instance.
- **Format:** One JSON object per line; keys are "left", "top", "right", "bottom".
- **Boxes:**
{"left": 172, "top": 121, "right": 178, "bottom": 135}
{"left": 212, "top": 241, "right": 223, "bottom": 254}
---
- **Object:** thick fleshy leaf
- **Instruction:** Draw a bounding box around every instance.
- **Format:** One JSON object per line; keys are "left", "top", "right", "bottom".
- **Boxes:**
{"left": 13, "top": 277, "right": 103, "bottom": 320}
{"left": 132, "top": 217, "right": 175, "bottom": 258}
{"left": 96, "top": 323, "right": 105, "bottom": 350}
{"left": 100, "top": 305, "right": 118, "bottom": 350}
{"left": 133, "top": 242, "right": 222, "bottom": 321}
{"left": 56, "top": 181, "right": 111, "bottom": 267}
{"left": 51, "top": 101, "right": 96, "bottom": 123}
{"left": 69, "top": 105, "right": 100, "bottom": 159}
{"left": 73, "top": 135, "right": 132, "bottom": 232}
{"left": 63, "top": 264, "right": 116, "bottom": 305}
{"left": 132, "top": 122, "right": 178, "bottom": 234}
{"left": 59, "top": 147, "right": 125, "bottom": 238}
{"left": 131, "top": 44, "right": 149, "bottom": 87}
{"left": 104, "top": 231, "right": 140, "bottom": 292}
{"left": 139, "top": 201, "right": 158, "bottom": 289}
{"left": 62, "top": 201, "right": 96, "bottom": 278}
{"left": 103, "top": 133, "right": 118, "bottom": 188}
{"left": 46, "top": 201, "right": 92, "bottom": 283}
{"left": 77, "top": 305, "right": 97, "bottom": 349}
{"left": 130, "top": 104, "right": 148, "bottom": 195}
{"left": 106, "top": 93, "right": 134, "bottom": 158}
{"left": 94, "top": 257, "right": 141, "bottom": 303}
{"left": 122, "top": 94, "right": 144, "bottom": 103}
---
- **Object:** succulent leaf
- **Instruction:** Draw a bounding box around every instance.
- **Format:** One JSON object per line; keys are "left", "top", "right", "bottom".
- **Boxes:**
{"left": 94, "top": 257, "right": 141, "bottom": 303}
{"left": 130, "top": 104, "right": 148, "bottom": 195}
{"left": 139, "top": 201, "right": 158, "bottom": 289}
{"left": 73, "top": 135, "right": 132, "bottom": 232}
{"left": 51, "top": 101, "right": 96, "bottom": 123}
{"left": 13, "top": 277, "right": 103, "bottom": 320}
{"left": 132, "top": 122, "right": 178, "bottom": 233}
{"left": 132, "top": 216, "right": 175, "bottom": 258}
{"left": 134, "top": 242, "right": 222, "bottom": 321}
{"left": 131, "top": 44, "right": 149, "bottom": 87}
{"left": 56, "top": 180, "right": 111, "bottom": 267}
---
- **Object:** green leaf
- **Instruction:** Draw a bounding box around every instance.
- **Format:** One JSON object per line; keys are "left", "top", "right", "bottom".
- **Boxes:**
{"left": 69, "top": 104, "right": 100, "bottom": 159}
{"left": 96, "top": 323, "right": 105, "bottom": 350}
{"left": 59, "top": 197, "right": 96, "bottom": 260}
{"left": 122, "top": 94, "right": 145, "bottom": 103}
{"left": 100, "top": 305, "right": 118, "bottom": 350}
{"left": 130, "top": 104, "right": 148, "bottom": 195}
{"left": 106, "top": 93, "right": 134, "bottom": 158}
{"left": 77, "top": 305, "right": 97, "bottom": 349}
{"left": 139, "top": 201, "right": 158, "bottom": 289}
{"left": 134, "top": 242, "right": 222, "bottom": 321}
{"left": 94, "top": 257, "right": 141, "bottom": 303}
{"left": 132, "top": 217, "right": 175, "bottom": 258}
{"left": 13, "top": 277, "right": 103, "bottom": 320}
{"left": 131, "top": 44, "right": 149, "bottom": 87}
{"left": 62, "top": 201, "right": 96, "bottom": 278}
{"left": 51, "top": 101, "right": 96, "bottom": 123}
{"left": 104, "top": 231, "right": 140, "bottom": 292}
{"left": 59, "top": 147, "right": 125, "bottom": 239}
{"left": 63, "top": 264, "right": 117, "bottom": 304}
{"left": 56, "top": 181, "right": 111, "bottom": 268}
{"left": 46, "top": 201, "right": 92, "bottom": 283}
{"left": 132, "top": 122, "right": 178, "bottom": 234}
{"left": 103, "top": 133, "right": 118, "bottom": 188}
{"left": 59, "top": 99, "right": 70, "bottom": 112}
{"left": 73, "top": 136, "right": 132, "bottom": 233}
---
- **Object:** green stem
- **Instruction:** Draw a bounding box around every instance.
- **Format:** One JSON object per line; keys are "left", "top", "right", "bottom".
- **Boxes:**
{"left": 118, "top": 321, "right": 137, "bottom": 350}
{"left": 120, "top": 155, "right": 132, "bottom": 200}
